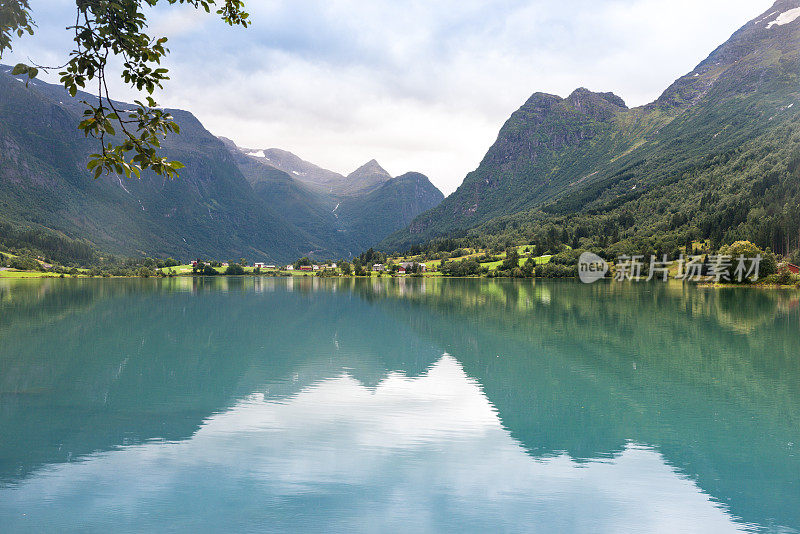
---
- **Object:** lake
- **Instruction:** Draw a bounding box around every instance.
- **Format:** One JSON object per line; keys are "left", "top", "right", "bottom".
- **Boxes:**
{"left": 0, "top": 277, "right": 798, "bottom": 533}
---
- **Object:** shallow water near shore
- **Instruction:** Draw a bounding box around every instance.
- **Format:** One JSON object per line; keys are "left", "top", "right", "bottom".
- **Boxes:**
{"left": 0, "top": 277, "right": 798, "bottom": 533}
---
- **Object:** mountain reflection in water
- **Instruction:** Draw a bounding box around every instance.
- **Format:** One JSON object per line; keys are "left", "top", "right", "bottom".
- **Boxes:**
{"left": 0, "top": 278, "right": 797, "bottom": 533}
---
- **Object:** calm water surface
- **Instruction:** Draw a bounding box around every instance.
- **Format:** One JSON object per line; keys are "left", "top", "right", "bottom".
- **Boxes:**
{"left": 0, "top": 277, "right": 798, "bottom": 533}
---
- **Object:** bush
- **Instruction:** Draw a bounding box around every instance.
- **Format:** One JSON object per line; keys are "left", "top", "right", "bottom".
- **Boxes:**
{"left": 549, "top": 248, "right": 585, "bottom": 266}
{"left": 477, "top": 254, "right": 499, "bottom": 263}
{"left": 538, "top": 263, "right": 577, "bottom": 278}
{"left": 762, "top": 267, "right": 799, "bottom": 286}
{"left": 294, "top": 256, "right": 312, "bottom": 269}
{"left": 501, "top": 247, "right": 519, "bottom": 270}
{"left": 225, "top": 264, "right": 245, "bottom": 275}
{"left": 10, "top": 255, "right": 42, "bottom": 271}
{"left": 720, "top": 241, "right": 777, "bottom": 282}
{"left": 138, "top": 266, "right": 155, "bottom": 278}
{"left": 440, "top": 258, "right": 484, "bottom": 276}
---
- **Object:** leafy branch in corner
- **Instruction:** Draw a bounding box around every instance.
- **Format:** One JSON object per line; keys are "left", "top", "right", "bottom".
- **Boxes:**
{"left": 0, "top": 0, "right": 249, "bottom": 179}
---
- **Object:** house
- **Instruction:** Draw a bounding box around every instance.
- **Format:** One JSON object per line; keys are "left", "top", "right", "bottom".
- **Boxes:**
{"left": 312, "top": 265, "right": 320, "bottom": 271}
{"left": 400, "top": 262, "right": 427, "bottom": 272}
{"left": 373, "top": 264, "right": 385, "bottom": 271}
{"left": 285, "top": 265, "right": 294, "bottom": 271}
{"left": 783, "top": 263, "right": 800, "bottom": 274}
{"left": 299, "top": 265, "right": 313, "bottom": 271}
{"left": 266, "top": 265, "right": 276, "bottom": 269}
{"left": 329, "top": 263, "right": 337, "bottom": 269}
{"left": 221, "top": 262, "right": 229, "bottom": 267}
{"left": 397, "top": 267, "right": 406, "bottom": 275}
{"left": 254, "top": 262, "right": 266, "bottom": 269}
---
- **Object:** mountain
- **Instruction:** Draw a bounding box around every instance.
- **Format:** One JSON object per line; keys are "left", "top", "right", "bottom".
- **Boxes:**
{"left": 237, "top": 146, "right": 347, "bottom": 194}
{"left": 343, "top": 159, "right": 392, "bottom": 195}
{"left": 229, "top": 146, "right": 393, "bottom": 197}
{"left": 226, "top": 141, "right": 444, "bottom": 257}
{"left": 336, "top": 172, "right": 445, "bottom": 248}
{"left": 0, "top": 69, "right": 444, "bottom": 262}
{"left": 0, "top": 68, "right": 317, "bottom": 263}
{"left": 382, "top": 0, "right": 800, "bottom": 258}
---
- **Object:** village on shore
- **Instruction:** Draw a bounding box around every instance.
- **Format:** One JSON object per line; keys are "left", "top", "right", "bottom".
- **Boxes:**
{"left": 2, "top": 240, "right": 799, "bottom": 287}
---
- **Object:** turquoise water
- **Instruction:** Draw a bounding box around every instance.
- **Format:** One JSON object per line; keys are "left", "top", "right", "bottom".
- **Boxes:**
{"left": 0, "top": 277, "right": 798, "bottom": 533}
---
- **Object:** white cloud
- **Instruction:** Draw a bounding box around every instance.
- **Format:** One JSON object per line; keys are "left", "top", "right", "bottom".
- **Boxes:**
{"left": 4, "top": 0, "right": 775, "bottom": 194}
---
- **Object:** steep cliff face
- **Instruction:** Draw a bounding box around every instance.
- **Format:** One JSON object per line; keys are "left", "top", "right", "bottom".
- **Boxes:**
{"left": 391, "top": 87, "right": 634, "bottom": 239}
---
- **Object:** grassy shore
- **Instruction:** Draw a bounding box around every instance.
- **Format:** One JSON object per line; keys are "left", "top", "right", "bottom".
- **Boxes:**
{"left": 0, "top": 268, "right": 798, "bottom": 288}
{"left": 0, "top": 270, "right": 64, "bottom": 279}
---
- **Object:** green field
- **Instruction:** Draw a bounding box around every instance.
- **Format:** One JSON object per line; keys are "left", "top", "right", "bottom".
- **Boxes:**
{"left": 0, "top": 270, "right": 61, "bottom": 279}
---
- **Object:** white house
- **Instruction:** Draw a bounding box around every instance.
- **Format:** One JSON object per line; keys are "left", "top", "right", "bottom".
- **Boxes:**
{"left": 254, "top": 262, "right": 267, "bottom": 269}
{"left": 285, "top": 265, "right": 294, "bottom": 271}
{"left": 373, "top": 264, "right": 385, "bottom": 271}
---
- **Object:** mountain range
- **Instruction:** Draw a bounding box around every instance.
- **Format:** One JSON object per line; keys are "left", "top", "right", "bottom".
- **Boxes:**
{"left": 382, "top": 0, "right": 800, "bottom": 258}
{"left": 220, "top": 139, "right": 443, "bottom": 255}
{"left": 2, "top": 0, "right": 799, "bottom": 264}
{"left": 0, "top": 70, "right": 443, "bottom": 263}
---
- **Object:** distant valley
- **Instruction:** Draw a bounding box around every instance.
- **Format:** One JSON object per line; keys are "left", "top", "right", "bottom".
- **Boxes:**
{"left": 221, "top": 139, "right": 443, "bottom": 257}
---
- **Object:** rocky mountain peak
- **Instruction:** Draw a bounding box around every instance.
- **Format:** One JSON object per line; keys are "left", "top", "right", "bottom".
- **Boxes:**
{"left": 348, "top": 159, "right": 391, "bottom": 181}
{"left": 567, "top": 88, "right": 628, "bottom": 121}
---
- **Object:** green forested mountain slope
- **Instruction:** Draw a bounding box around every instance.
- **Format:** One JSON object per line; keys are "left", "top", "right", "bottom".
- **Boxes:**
{"left": 0, "top": 68, "right": 315, "bottom": 263}
{"left": 0, "top": 69, "right": 444, "bottom": 262}
{"left": 336, "top": 172, "right": 445, "bottom": 251}
{"left": 383, "top": 0, "right": 800, "bottom": 257}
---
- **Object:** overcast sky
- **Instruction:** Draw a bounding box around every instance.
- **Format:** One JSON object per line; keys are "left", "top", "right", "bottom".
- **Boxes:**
{"left": 5, "top": 0, "right": 775, "bottom": 194}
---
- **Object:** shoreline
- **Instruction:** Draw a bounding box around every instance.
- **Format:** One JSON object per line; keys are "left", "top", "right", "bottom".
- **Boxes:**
{"left": 2, "top": 269, "right": 798, "bottom": 289}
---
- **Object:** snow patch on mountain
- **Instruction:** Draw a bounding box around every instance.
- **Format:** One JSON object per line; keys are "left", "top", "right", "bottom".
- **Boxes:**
{"left": 755, "top": 11, "right": 778, "bottom": 24}
{"left": 767, "top": 7, "right": 800, "bottom": 28}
